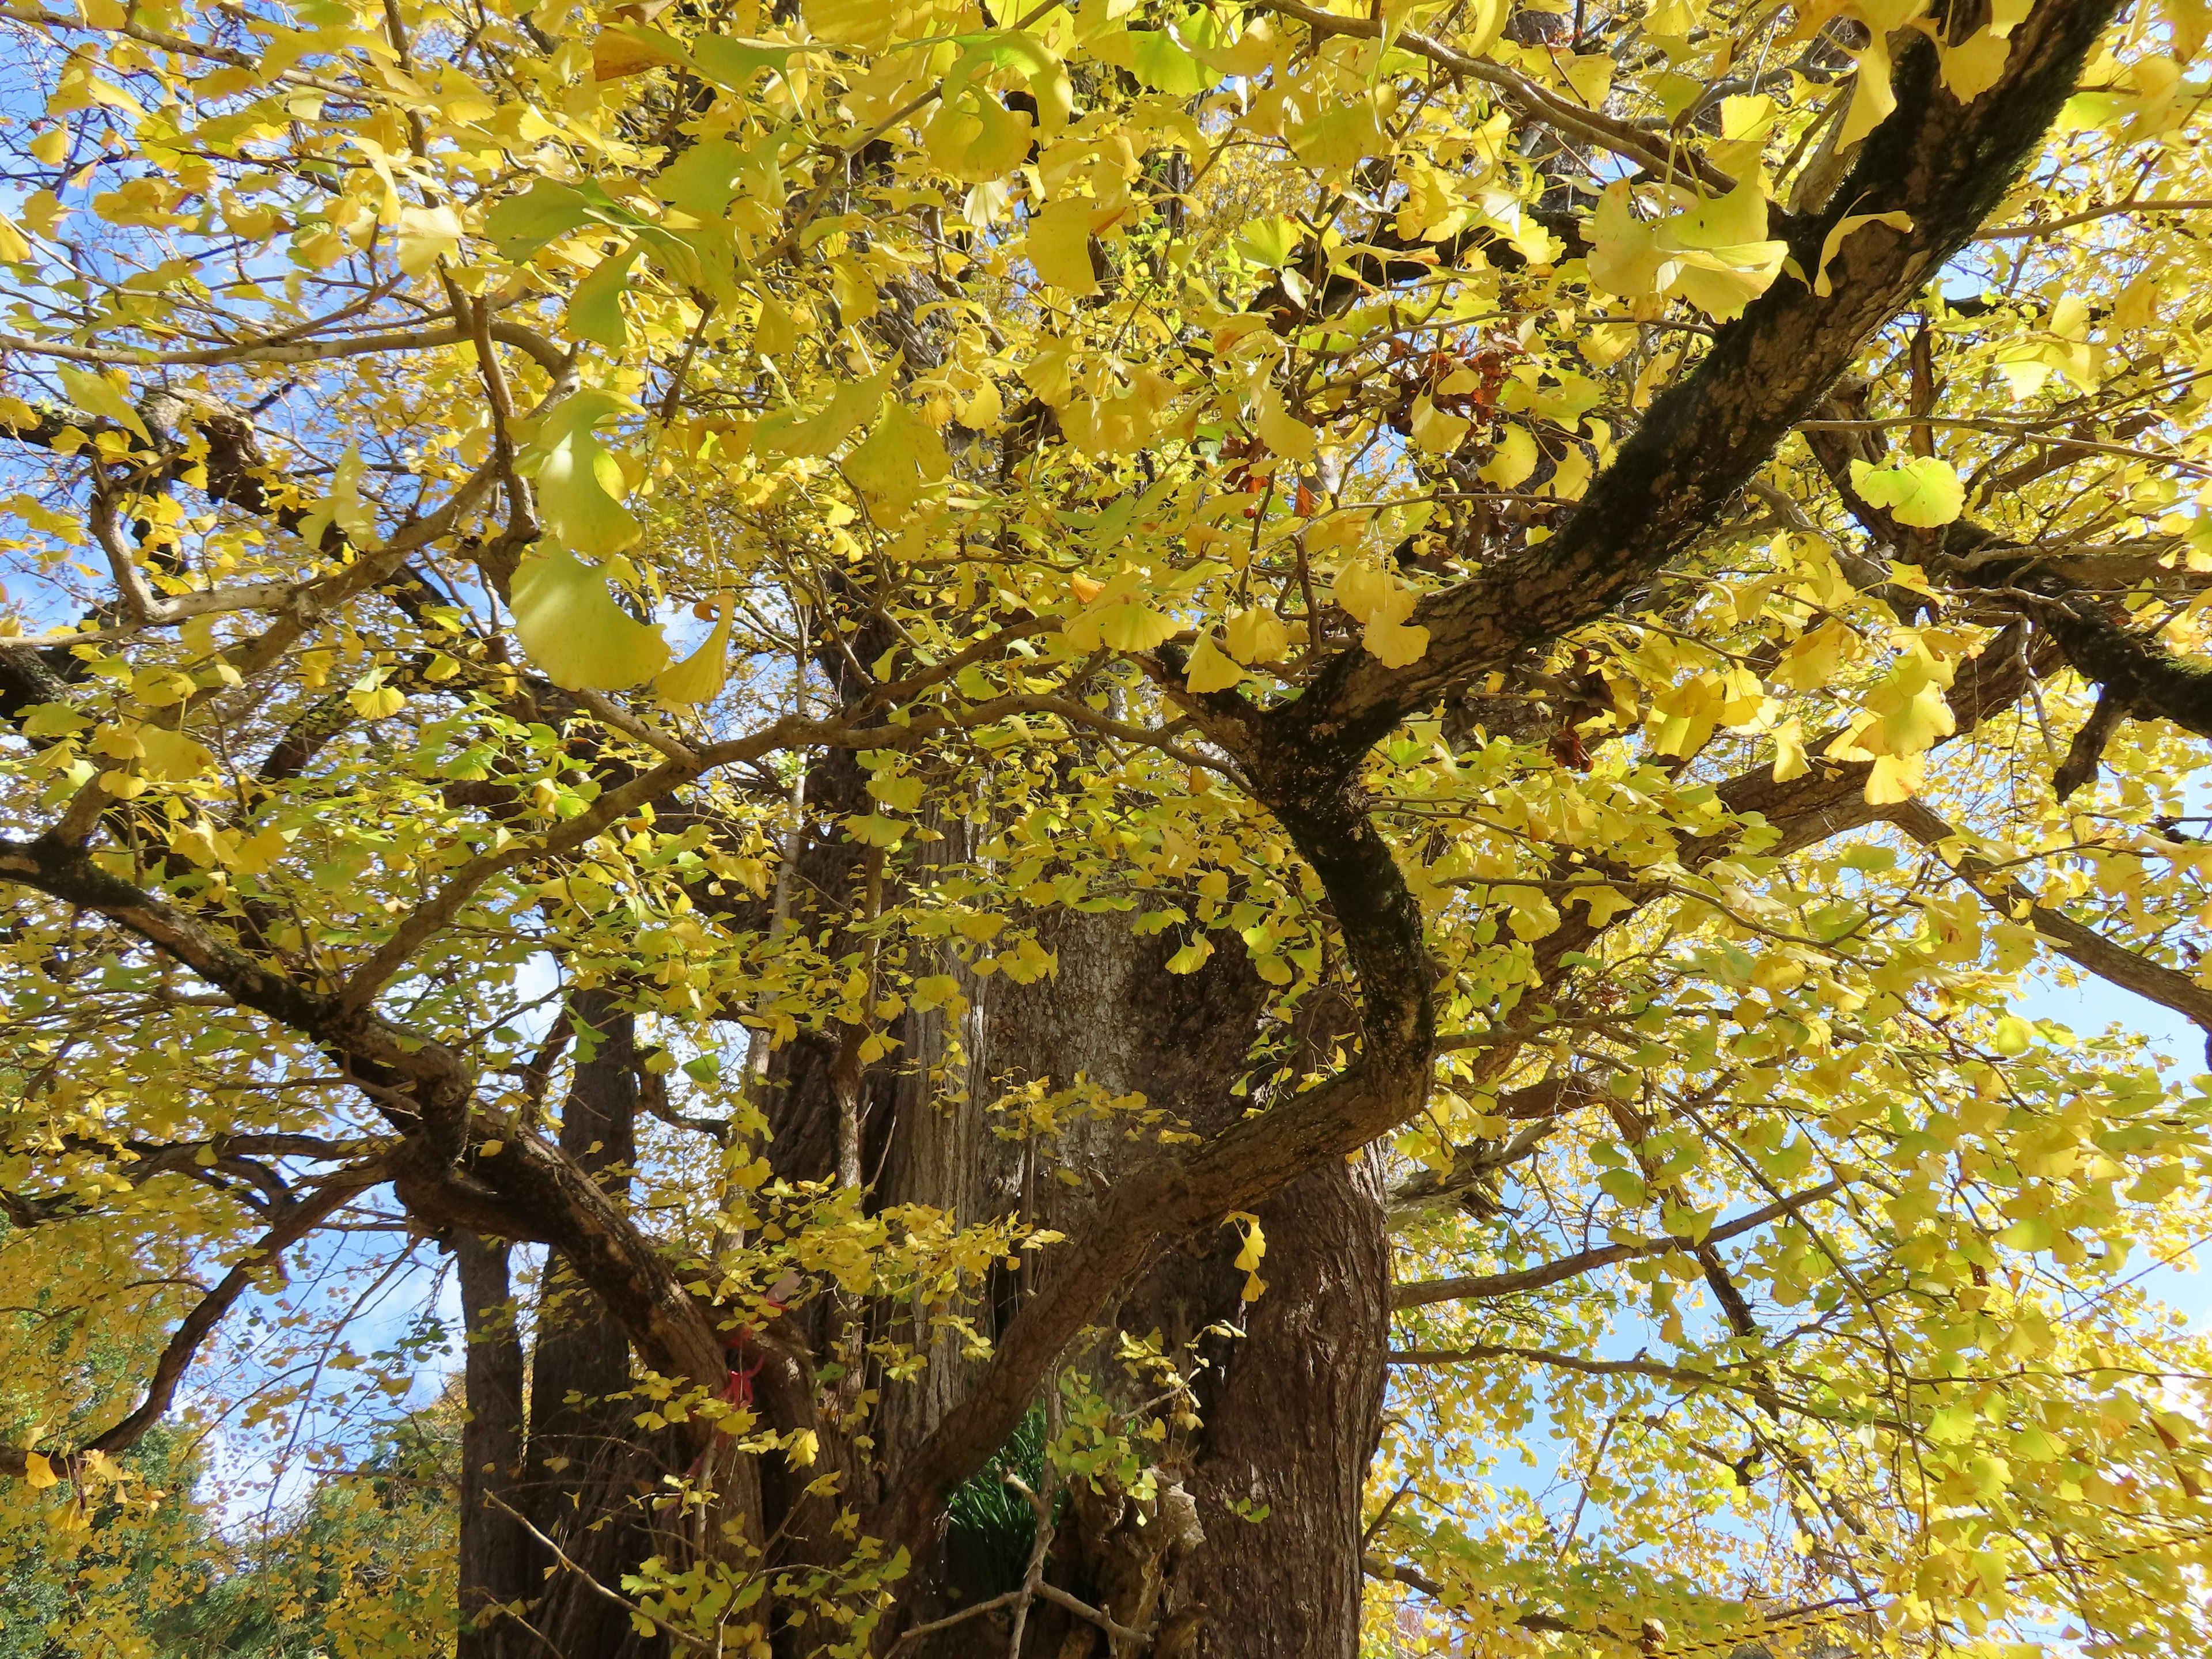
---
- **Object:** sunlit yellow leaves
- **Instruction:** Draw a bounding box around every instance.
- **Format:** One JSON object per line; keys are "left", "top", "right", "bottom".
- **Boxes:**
{"left": 518, "top": 391, "right": 641, "bottom": 556}
{"left": 805, "top": 0, "right": 894, "bottom": 50}
{"left": 1586, "top": 180, "right": 1786, "bottom": 320}
{"left": 1023, "top": 196, "right": 1100, "bottom": 296}
{"left": 1228, "top": 1211, "right": 1267, "bottom": 1301}
{"left": 23, "top": 1453, "right": 57, "bottom": 1489}
{"left": 845, "top": 403, "right": 951, "bottom": 510}
{"left": 1224, "top": 607, "right": 1292, "bottom": 665}
{"left": 395, "top": 203, "right": 460, "bottom": 276}
{"left": 1184, "top": 631, "right": 1243, "bottom": 693}
{"left": 656, "top": 600, "right": 732, "bottom": 706}
{"left": 1480, "top": 424, "right": 1537, "bottom": 488}
{"left": 1410, "top": 395, "right": 1471, "bottom": 455}
{"left": 1063, "top": 571, "right": 1177, "bottom": 654}
{"left": 509, "top": 544, "right": 670, "bottom": 691}
{"left": 1255, "top": 389, "right": 1316, "bottom": 461}
{"left": 55, "top": 365, "right": 148, "bottom": 442}
{"left": 1851, "top": 456, "right": 1965, "bottom": 527}
{"left": 1334, "top": 560, "right": 1429, "bottom": 667}
{"left": 1814, "top": 210, "right": 1912, "bottom": 297}
{"left": 1290, "top": 96, "right": 1387, "bottom": 172}
{"left": 1772, "top": 619, "right": 1862, "bottom": 691}
{"left": 135, "top": 726, "right": 214, "bottom": 783}
{"left": 925, "top": 90, "right": 1034, "bottom": 184}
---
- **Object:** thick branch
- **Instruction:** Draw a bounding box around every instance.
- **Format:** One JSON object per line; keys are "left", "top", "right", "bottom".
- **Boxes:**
{"left": 1247, "top": 0, "right": 2119, "bottom": 776}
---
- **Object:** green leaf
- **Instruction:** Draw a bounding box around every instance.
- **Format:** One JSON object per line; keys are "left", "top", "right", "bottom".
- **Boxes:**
{"left": 567, "top": 241, "right": 643, "bottom": 349}
{"left": 56, "top": 364, "right": 149, "bottom": 442}
{"left": 517, "top": 390, "right": 640, "bottom": 555}
{"left": 1850, "top": 456, "right": 1965, "bottom": 527}
{"left": 508, "top": 544, "right": 670, "bottom": 691}
{"left": 1128, "top": 29, "right": 1213, "bottom": 95}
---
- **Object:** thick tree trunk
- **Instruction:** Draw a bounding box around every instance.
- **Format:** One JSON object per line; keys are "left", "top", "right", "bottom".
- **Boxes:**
{"left": 871, "top": 900, "right": 1387, "bottom": 1657}
{"left": 456, "top": 1231, "right": 529, "bottom": 1659}
{"left": 521, "top": 986, "right": 671, "bottom": 1659}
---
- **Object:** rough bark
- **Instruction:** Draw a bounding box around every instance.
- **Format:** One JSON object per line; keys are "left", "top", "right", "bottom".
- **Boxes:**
{"left": 456, "top": 1231, "right": 529, "bottom": 1659}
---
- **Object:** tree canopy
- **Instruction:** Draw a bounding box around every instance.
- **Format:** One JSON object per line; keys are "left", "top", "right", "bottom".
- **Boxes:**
{"left": 7, "top": 0, "right": 2212, "bottom": 1651}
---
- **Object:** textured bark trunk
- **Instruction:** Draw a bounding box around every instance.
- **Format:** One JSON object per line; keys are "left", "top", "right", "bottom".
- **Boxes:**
{"left": 872, "top": 900, "right": 1387, "bottom": 1658}
{"left": 456, "top": 1231, "right": 529, "bottom": 1659}
{"left": 521, "top": 986, "right": 670, "bottom": 1659}
{"left": 1176, "top": 1155, "right": 1388, "bottom": 1659}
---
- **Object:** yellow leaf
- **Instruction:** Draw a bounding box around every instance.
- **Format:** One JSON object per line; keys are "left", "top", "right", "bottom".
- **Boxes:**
{"left": 1838, "top": 27, "right": 1897, "bottom": 149}
{"left": 1850, "top": 456, "right": 1964, "bottom": 527}
{"left": 1480, "top": 423, "right": 1537, "bottom": 487}
{"left": 1863, "top": 751, "right": 1923, "bottom": 804}
{"left": 29, "top": 126, "right": 67, "bottom": 165}
{"left": 1224, "top": 607, "right": 1291, "bottom": 664}
{"left": 1410, "top": 394, "right": 1469, "bottom": 454}
{"left": 1184, "top": 631, "right": 1243, "bottom": 692}
{"left": 1588, "top": 181, "right": 1675, "bottom": 300}
{"left": 56, "top": 364, "right": 149, "bottom": 442}
{"left": 805, "top": 0, "right": 893, "bottom": 48}
{"left": 1024, "top": 196, "right": 1099, "bottom": 297}
{"left": 509, "top": 544, "right": 671, "bottom": 691}
{"left": 656, "top": 600, "right": 732, "bottom": 706}
{"left": 1363, "top": 617, "right": 1430, "bottom": 668}
{"left": 1772, "top": 717, "right": 1809, "bottom": 781}
{"left": 1334, "top": 562, "right": 1411, "bottom": 625}
{"left": 396, "top": 203, "right": 461, "bottom": 276}
{"left": 518, "top": 391, "right": 641, "bottom": 555}
{"left": 1165, "top": 935, "right": 1215, "bottom": 973}
{"left": 1097, "top": 602, "right": 1179, "bottom": 652}
{"left": 24, "top": 1452, "right": 58, "bottom": 1489}
{"left": 1256, "top": 389, "right": 1316, "bottom": 460}
{"left": 845, "top": 403, "right": 951, "bottom": 510}
{"left": 1940, "top": 28, "right": 2012, "bottom": 99}
{"left": 137, "top": 725, "right": 213, "bottom": 781}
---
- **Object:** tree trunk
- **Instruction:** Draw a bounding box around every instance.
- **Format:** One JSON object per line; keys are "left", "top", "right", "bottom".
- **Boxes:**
{"left": 456, "top": 1231, "right": 529, "bottom": 1659}
{"left": 521, "top": 985, "right": 671, "bottom": 1659}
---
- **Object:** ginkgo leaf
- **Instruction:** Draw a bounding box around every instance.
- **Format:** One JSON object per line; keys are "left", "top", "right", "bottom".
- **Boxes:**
{"left": 1184, "top": 631, "right": 1244, "bottom": 692}
{"left": 1291, "top": 97, "right": 1385, "bottom": 170}
{"left": 1224, "top": 607, "right": 1291, "bottom": 664}
{"left": 396, "top": 203, "right": 461, "bottom": 276}
{"left": 1588, "top": 181, "right": 1676, "bottom": 299}
{"left": 1334, "top": 562, "right": 1412, "bottom": 626}
{"left": 568, "top": 241, "right": 643, "bottom": 348}
{"left": 1480, "top": 424, "right": 1538, "bottom": 487}
{"left": 1256, "top": 390, "right": 1316, "bottom": 461}
{"left": 509, "top": 544, "right": 670, "bottom": 691}
{"left": 656, "top": 599, "right": 731, "bottom": 706}
{"left": 1166, "top": 934, "right": 1215, "bottom": 974}
{"left": 519, "top": 390, "right": 641, "bottom": 554}
{"left": 56, "top": 364, "right": 149, "bottom": 442}
{"left": 1410, "top": 395, "right": 1470, "bottom": 455}
{"left": 1363, "top": 618, "right": 1431, "bottom": 668}
{"left": 1023, "top": 196, "right": 1099, "bottom": 296}
{"left": 758, "top": 371, "right": 891, "bottom": 459}
{"left": 1235, "top": 215, "right": 1302, "bottom": 269}
{"left": 137, "top": 725, "right": 213, "bottom": 781}
{"left": 1839, "top": 26, "right": 1899, "bottom": 149}
{"left": 1097, "top": 602, "right": 1179, "bottom": 652}
{"left": 24, "top": 1452, "right": 57, "bottom": 1489}
{"left": 844, "top": 402, "right": 951, "bottom": 510}
{"left": 1127, "top": 29, "right": 1213, "bottom": 96}
{"left": 1851, "top": 456, "right": 1964, "bottom": 527}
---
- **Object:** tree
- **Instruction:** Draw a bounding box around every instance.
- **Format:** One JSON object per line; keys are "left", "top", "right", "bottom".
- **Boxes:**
{"left": 5, "top": 0, "right": 2212, "bottom": 1650}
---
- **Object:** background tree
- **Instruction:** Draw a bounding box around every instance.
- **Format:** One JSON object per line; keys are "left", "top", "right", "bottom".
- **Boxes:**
{"left": 6, "top": 0, "right": 2212, "bottom": 1653}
